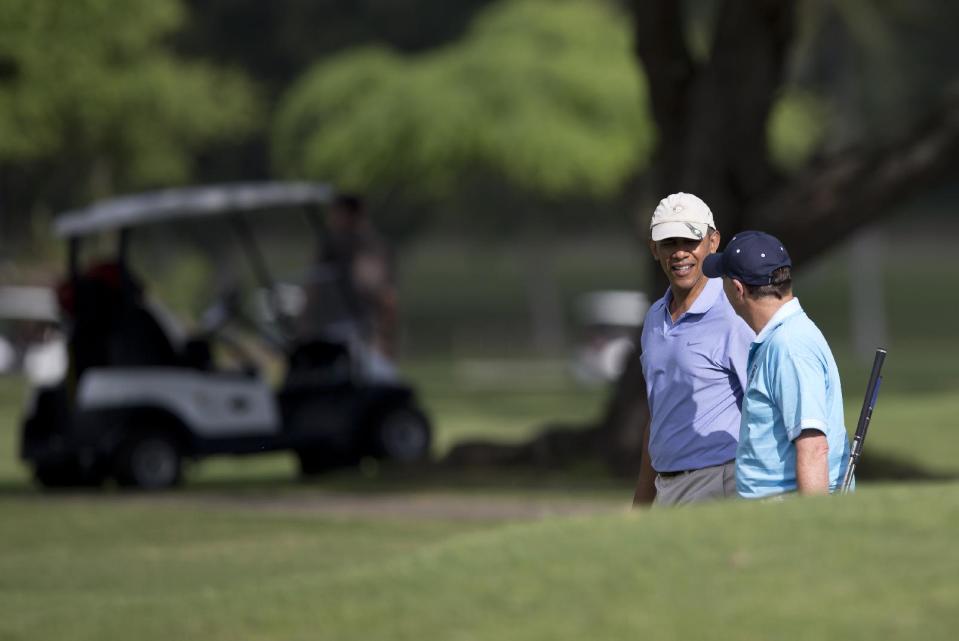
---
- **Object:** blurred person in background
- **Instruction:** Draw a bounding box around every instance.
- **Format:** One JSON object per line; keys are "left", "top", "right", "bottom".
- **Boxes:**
{"left": 633, "top": 193, "right": 754, "bottom": 507}
{"left": 300, "top": 193, "right": 398, "bottom": 365}
{"left": 703, "top": 231, "right": 850, "bottom": 499}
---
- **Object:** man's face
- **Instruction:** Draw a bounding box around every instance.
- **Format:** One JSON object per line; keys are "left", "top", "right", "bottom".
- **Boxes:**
{"left": 648, "top": 231, "right": 720, "bottom": 292}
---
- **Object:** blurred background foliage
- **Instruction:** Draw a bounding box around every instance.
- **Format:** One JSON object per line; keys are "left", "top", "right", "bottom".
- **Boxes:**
{"left": 272, "top": 0, "right": 655, "bottom": 207}
{"left": 0, "top": 0, "right": 957, "bottom": 444}
{"left": 4, "top": 0, "right": 952, "bottom": 255}
{"left": 0, "top": 0, "right": 258, "bottom": 217}
{"left": 0, "top": 0, "right": 955, "bottom": 359}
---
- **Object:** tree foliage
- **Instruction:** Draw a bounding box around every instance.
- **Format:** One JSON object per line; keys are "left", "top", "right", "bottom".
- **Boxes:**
{"left": 272, "top": 0, "right": 654, "bottom": 204}
{"left": 0, "top": 0, "right": 258, "bottom": 199}
{"left": 177, "top": 0, "right": 494, "bottom": 94}
{"left": 589, "top": 0, "right": 959, "bottom": 476}
{"left": 767, "top": 90, "right": 829, "bottom": 172}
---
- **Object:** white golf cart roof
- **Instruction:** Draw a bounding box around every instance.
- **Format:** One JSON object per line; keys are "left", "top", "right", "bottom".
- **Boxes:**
{"left": 54, "top": 182, "right": 335, "bottom": 238}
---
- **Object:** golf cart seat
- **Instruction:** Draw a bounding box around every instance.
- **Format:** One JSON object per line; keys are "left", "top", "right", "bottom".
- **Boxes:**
{"left": 61, "top": 262, "right": 183, "bottom": 374}
{"left": 109, "top": 303, "right": 181, "bottom": 368}
{"left": 180, "top": 337, "right": 213, "bottom": 371}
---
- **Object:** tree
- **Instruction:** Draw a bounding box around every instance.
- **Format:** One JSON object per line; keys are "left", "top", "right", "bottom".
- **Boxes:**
{"left": 173, "top": 0, "right": 497, "bottom": 182}
{"left": 272, "top": 0, "right": 657, "bottom": 351}
{"left": 0, "top": 0, "right": 259, "bottom": 252}
{"left": 596, "top": 0, "right": 959, "bottom": 474}
{"left": 446, "top": 0, "right": 959, "bottom": 474}
{"left": 272, "top": 0, "right": 654, "bottom": 208}
{"left": 177, "top": 0, "right": 496, "bottom": 95}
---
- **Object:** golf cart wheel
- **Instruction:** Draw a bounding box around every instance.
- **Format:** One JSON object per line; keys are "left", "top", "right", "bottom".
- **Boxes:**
{"left": 373, "top": 407, "right": 431, "bottom": 464}
{"left": 114, "top": 432, "right": 182, "bottom": 490}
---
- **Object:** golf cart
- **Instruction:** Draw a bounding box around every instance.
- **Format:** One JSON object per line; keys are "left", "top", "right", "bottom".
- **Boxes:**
{"left": 20, "top": 182, "right": 432, "bottom": 489}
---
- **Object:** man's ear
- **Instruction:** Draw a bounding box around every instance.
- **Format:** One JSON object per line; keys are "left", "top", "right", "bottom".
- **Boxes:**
{"left": 648, "top": 238, "right": 658, "bottom": 260}
{"left": 731, "top": 278, "right": 746, "bottom": 301}
{"left": 708, "top": 230, "right": 721, "bottom": 253}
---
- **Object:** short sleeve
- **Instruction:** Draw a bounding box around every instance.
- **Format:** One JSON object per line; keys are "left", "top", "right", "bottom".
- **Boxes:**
{"left": 769, "top": 342, "right": 829, "bottom": 441}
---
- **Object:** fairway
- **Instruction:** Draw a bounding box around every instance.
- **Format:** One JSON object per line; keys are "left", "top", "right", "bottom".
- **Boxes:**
{"left": 2, "top": 338, "right": 958, "bottom": 640}
{"left": 2, "top": 1, "right": 957, "bottom": 639}
{"left": 1, "top": 483, "right": 958, "bottom": 640}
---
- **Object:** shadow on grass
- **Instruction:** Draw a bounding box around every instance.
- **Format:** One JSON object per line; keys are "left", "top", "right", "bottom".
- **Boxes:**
{"left": 0, "top": 447, "right": 953, "bottom": 500}
{"left": 855, "top": 450, "right": 959, "bottom": 482}
{"left": 0, "top": 462, "right": 632, "bottom": 500}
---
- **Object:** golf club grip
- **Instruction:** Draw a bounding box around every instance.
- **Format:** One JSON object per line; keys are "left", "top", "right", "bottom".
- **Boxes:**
{"left": 841, "top": 348, "right": 887, "bottom": 493}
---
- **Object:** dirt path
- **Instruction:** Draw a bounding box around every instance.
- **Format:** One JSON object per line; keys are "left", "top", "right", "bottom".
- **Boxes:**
{"left": 91, "top": 489, "right": 629, "bottom": 522}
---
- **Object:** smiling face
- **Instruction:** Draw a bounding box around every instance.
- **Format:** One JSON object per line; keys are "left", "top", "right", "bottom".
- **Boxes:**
{"left": 648, "top": 230, "right": 721, "bottom": 294}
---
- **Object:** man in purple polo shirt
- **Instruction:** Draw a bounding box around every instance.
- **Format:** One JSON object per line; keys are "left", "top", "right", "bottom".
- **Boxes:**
{"left": 633, "top": 193, "right": 755, "bottom": 507}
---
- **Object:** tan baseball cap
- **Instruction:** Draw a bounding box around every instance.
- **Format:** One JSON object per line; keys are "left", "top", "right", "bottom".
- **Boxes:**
{"left": 649, "top": 192, "right": 715, "bottom": 242}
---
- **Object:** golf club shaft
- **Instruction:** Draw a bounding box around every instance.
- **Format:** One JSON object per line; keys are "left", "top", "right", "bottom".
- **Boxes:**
{"left": 841, "top": 347, "right": 887, "bottom": 493}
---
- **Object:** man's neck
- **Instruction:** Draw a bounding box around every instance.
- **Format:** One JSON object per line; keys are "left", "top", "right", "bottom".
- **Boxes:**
{"left": 668, "top": 276, "right": 709, "bottom": 321}
{"left": 746, "top": 293, "right": 795, "bottom": 334}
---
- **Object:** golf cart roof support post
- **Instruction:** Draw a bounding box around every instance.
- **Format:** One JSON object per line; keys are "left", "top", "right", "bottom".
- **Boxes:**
{"left": 228, "top": 213, "right": 295, "bottom": 340}
{"left": 65, "top": 236, "right": 81, "bottom": 406}
{"left": 117, "top": 228, "right": 130, "bottom": 266}
{"left": 229, "top": 212, "right": 275, "bottom": 295}
{"left": 117, "top": 228, "right": 132, "bottom": 291}
{"left": 68, "top": 237, "right": 80, "bottom": 281}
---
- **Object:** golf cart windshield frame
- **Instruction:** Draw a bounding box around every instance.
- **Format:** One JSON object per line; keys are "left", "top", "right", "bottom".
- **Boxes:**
{"left": 56, "top": 181, "right": 336, "bottom": 349}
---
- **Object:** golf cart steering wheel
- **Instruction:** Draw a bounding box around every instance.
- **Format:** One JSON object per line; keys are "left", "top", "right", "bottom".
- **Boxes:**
{"left": 200, "top": 288, "right": 243, "bottom": 335}
{"left": 196, "top": 289, "right": 264, "bottom": 374}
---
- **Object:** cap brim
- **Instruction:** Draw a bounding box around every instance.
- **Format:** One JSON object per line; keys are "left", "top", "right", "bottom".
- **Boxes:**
{"left": 702, "top": 253, "right": 726, "bottom": 279}
{"left": 650, "top": 221, "right": 709, "bottom": 242}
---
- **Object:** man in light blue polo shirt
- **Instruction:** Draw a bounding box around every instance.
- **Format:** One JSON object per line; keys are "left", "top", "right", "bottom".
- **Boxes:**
{"left": 633, "top": 193, "right": 755, "bottom": 507}
{"left": 703, "top": 231, "right": 851, "bottom": 498}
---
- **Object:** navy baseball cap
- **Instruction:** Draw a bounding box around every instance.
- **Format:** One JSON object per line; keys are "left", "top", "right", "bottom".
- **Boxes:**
{"left": 702, "top": 231, "right": 792, "bottom": 286}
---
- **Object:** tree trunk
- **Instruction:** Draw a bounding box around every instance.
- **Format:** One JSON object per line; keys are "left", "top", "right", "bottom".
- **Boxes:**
{"left": 602, "top": 2, "right": 959, "bottom": 477}
{"left": 445, "top": 1, "right": 959, "bottom": 478}
{"left": 598, "top": 0, "right": 798, "bottom": 476}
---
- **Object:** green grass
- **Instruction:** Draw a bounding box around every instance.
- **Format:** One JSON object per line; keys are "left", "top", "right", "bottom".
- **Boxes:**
{"left": 402, "top": 357, "right": 605, "bottom": 452}
{"left": 0, "top": 497, "right": 497, "bottom": 641}
{"left": 1, "top": 483, "right": 957, "bottom": 640}
{"left": 831, "top": 340, "right": 959, "bottom": 477}
{"left": 0, "top": 376, "right": 26, "bottom": 486}
{"left": 1, "top": 229, "right": 958, "bottom": 640}
{"left": 299, "top": 484, "right": 959, "bottom": 641}
{"left": 855, "top": 390, "right": 959, "bottom": 475}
